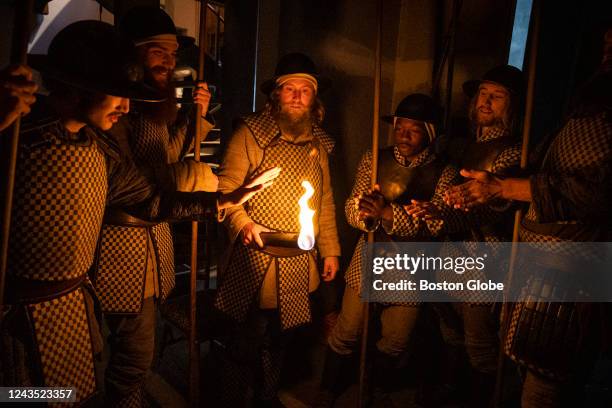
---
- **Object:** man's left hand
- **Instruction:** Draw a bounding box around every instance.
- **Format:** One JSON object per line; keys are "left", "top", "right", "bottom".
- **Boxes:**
{"left": 321, "top": 257, "right": 339, "bottom": 282}
{"left": 444, "top": 169, "right": 503, "bottom": 210}
{"left": 193, "top": 82, "right": 211, "bottom": 117}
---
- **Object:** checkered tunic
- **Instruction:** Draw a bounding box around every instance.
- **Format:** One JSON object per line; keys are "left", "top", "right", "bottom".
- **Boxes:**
{"left": 344, "top": 147, "right": 460, "bottom": 304}
{"left": 437, "top": 128, "right": 521, "bottom": 303}
{"left": 504, "top": 112, "right": 612, "bottom": 380}
{"left": 94, "top": 114, "right": 181, "bottom": 314}
{"left": 5, "top": 122, "right": 107, "bottom": 403}
{"left": 215, "top": 109, "right": 333, "bottom": 330}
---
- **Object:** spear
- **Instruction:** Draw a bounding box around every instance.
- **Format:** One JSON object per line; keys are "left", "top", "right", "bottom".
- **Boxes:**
{"left": 494, "top": 0, "right": 541, "bottom": 405}
{"left": 358, "top": 0, "right": 382, "bottom": 406}
{"left": 0, "top": 0, "right": 34, "bottom": 324}
{"left": 189, "top": 0, "right": 208, "bottom": 405}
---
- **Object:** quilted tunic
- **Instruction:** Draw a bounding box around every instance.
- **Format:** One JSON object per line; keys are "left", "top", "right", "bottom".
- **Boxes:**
{"left": 344, "top": 146, "right": 459, "bottom": 304}
{"left": 504, "top": 112, "right": 612, "bottom": 380}
{"left": 215, "top": 107, "right": 340, "bottom": 330}
{"left": 94, "top": 110, "right": 215, "bottom": 313}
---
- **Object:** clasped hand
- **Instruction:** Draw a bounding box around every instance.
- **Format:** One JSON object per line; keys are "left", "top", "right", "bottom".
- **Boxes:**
{"left": 357, "top": 184, "right": 392, "bottom": 224}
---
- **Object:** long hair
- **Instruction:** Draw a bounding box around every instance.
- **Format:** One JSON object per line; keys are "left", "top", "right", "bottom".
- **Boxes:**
{"left": 265, "top": 86, "right": 326, "bottom": 126}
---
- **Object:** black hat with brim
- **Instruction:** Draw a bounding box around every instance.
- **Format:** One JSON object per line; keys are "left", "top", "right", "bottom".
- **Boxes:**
{"left": 30, "top": 20, "right": 163, "bottom": 102}
{"left": 119, "top": 6, "right": 190, "bottom": 50}
{"left": 381, "top": 93, "right": 441, "bottom": 124}
{"left": 462, "top": 64, "right": 525, "bottom": 98}
{"left": 260, "top": 52, "right": 331, "bottom": 95}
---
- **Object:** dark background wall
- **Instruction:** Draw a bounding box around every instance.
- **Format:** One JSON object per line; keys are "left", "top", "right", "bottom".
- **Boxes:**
{"left": 221, "top": 0, "right": 523, "bottom": 263}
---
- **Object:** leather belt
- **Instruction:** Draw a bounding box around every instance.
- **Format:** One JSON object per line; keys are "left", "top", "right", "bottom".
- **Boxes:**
{"left": 103, "top": 208, "right": 158, "bottom": 228}
{"left": 7, "top": 275, "right": 85, "bottom": 304}
{"left": 259, "top": 245, "right": 307, "bottom": 258}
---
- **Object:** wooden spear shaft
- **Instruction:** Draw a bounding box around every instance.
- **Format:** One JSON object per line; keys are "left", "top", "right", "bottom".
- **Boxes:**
{"left": 0, "top": 0, "right": 34, "bottom": 322}
{"left": 358, "top": 0, "right": 382, "bottom": 406}
{"left": 493, "top": 0, "right": 541, "bottom": 405}
{"left": 443, "top": 0, "right": 461, "bottom": 136}
{"left": 189, "top": 0, "right": 208, "bottom": 405}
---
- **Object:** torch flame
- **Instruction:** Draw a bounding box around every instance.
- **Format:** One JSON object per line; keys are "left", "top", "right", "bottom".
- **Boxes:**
{"left": 297, "top": 181, "right": 316, "bottom": 250}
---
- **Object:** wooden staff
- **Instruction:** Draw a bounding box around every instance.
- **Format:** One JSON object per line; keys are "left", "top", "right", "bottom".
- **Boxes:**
{"left": 358, "top": 0, "right": 382, "bottom": 406}
{"left": 431, "top": 0, "right": 463, "bottom": 103}
{"left": 443, "top": 0, "right": 461, "bottom": 136}
{"left": 0, "top": 0, "right": 34, "bottom": 323}
{"left": 493, "top": 0, "right": 541, "bottom": 405}
{"left": 189, "top": 0, "right": 208, "bottom": 405}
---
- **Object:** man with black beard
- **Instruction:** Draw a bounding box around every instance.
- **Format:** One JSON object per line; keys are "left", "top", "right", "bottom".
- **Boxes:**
{"left": 90, "top": 6, "right": 221, "bottom": 406}
{"left": 215, "top": 53, "right": 341, "bottom": 406}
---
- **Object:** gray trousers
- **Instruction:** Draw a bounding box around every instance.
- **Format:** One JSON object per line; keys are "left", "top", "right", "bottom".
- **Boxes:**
{"left": 104, "top": 297, "right": 156, "bottom": 407}
{"left": 328, "top": 286, "right": 419, "bottom": 357}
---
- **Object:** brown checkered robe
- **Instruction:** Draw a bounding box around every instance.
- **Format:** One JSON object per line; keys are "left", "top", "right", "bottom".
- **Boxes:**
{"left": 4, "top": 122, "right": 107, "bottom": 404}
{"left": 215, "top": 110, "right": 332, "bottom": 330}
{"left": 437, "top": 128, "right": 521, "bottom": 303}
{"left": 344, "top": 147, "right": 459, "bottom": 304}
{"left": 504, "top": 112, "right": 612, "bottom": 380}
{"left": 94, "top": 115, "right": 178, "bottom": 314}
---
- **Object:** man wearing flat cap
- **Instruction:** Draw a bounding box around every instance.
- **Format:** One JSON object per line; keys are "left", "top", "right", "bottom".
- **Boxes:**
{"left": 0, "top": 20, "right": 265, "bottom": 405}
{"left": 215, "top": 52, "right": 341, "bottom": 406}
{"left": 90, "top": 7, "right": 220, "bottom": 406}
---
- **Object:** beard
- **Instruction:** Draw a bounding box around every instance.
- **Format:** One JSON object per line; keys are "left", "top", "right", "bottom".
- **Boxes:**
{"left": 146, "top": 65, "right": 173, "bottom": 90}
{"left": 276, "top": 103, "right": 313, "bottom": 137}
{"left": 474, "top": 108, "right": 506, "bottom": 128}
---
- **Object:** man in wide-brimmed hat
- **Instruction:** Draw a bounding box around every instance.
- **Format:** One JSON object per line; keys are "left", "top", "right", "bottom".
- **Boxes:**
{"left": 215, "top": 52, "right": 341, "bottom": 406}
{"left": 445, "top": 27, "right": 612, "bottom": 408}
{"left": 0, "top": 20, "right": 275, "bottom": 405}
{"left": 411, "top": 65, "right": 525, "bottom": 405}
{"left": 91, "top": 6, "right": 220, "bottom": 405}
{"left": 315, "top": 93, "right": 461, "bottom": 406}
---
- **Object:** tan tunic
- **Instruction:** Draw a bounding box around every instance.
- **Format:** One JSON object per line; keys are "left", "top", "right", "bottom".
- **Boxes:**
{"left": 219, "top": 123, "right": 341, "bottom": 308}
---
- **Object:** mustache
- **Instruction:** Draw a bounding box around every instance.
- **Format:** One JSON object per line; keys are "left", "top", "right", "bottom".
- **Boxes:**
{"left": 150, "top": 66, "right": 172, "bottom": 77}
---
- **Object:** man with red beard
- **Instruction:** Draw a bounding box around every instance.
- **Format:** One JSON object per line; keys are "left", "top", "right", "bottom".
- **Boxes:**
{"left": 89, "top": 6, "right": 222, "bottom": 406}
{"left": 215, "top": 53, "right": 341, "bottom": 406}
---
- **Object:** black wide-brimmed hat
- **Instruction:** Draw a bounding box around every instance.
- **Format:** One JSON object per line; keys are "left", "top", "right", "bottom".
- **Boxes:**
{"left": 30, "top": 20, "right": 163, "bottom": 102}
{"left": 260, "top": 52, "right": 331, "bottom": 95}
{"left": 382, "top": 93, "right": 441, "bottom": 124}
{"left": 462, "top": 65, "right": 525, "bottom": 97}
{"left": 118, "top": 6, "right": 193, "bottom": 49}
